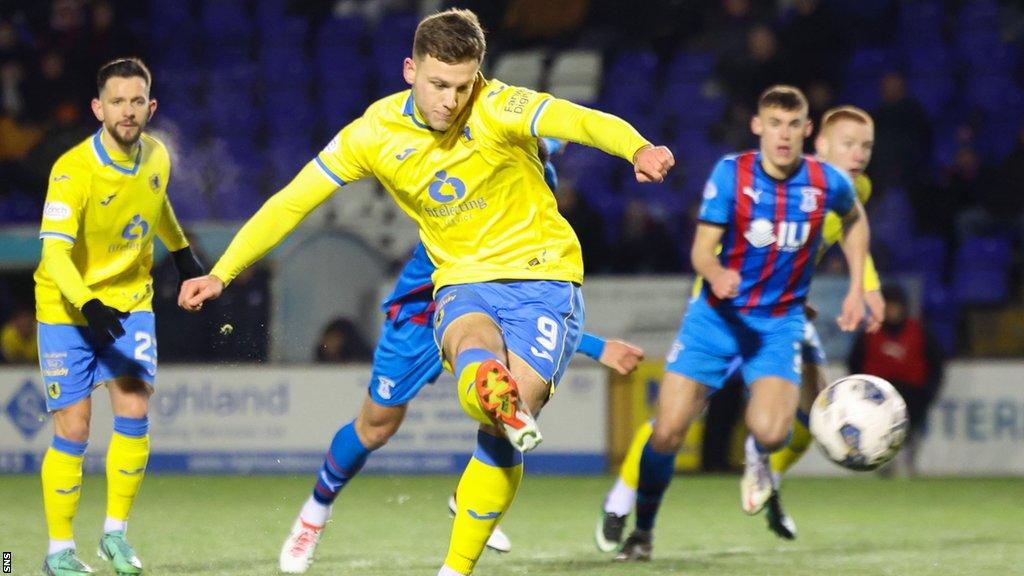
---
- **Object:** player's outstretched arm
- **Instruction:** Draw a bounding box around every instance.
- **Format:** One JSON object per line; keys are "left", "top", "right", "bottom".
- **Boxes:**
{"left": 838, "top": 199, "right": 869, "bottom": 332}
{"left": 533, "top": 98, "right": 673, "bottom": 182}
{"left": 202, "top": 161, "right": 339, "bottom": 289}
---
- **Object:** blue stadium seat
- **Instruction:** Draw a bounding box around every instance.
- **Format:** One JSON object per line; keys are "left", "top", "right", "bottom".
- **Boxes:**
{"left": 200, "top": 0, "right": 251, "bottom": 43}
{"left": 844, "top": 47, "right": 896, "bottom": 82}
{"left": 897, "top": 0, "right": 944, "bottom": 46}
{"left": 665, "top": 50, "right": 715, "bottom": 85}
{"left": 956, "top": 0, "right": 1000, "bottom": 33}
{"left": 836, "top": 78, "right": 881, "bottom": 112}
{"left": 951, "top": 235, "right": 1012, "bottom": 304}
{"left": 952, "top": 269, "right": 1009, "bottom": 305}
{"left": 906, "top": 73, "right": 955, "bottom": 118}
{"left": 260, "top": 17, "right": 309, "bottom": 53}
{"left": 317, "top": 14, "right": 368, "bottom": 52}
{"left": 901, "top": 42, "right": 953, "bottom": 75}
{"left": 965, "top": 74, "right": 1020, "bottom": 115}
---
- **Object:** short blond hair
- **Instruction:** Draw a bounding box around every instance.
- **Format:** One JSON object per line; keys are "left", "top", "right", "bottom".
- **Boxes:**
{"left": 820, "top": 105, "right": 874, "bottom": 132}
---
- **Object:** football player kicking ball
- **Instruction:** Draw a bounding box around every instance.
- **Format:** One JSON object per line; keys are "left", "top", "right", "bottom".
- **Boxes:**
{"left": 275, "top": 141, "right": 645, "bottom": 574}
{"left": 179, "top": 10, "right": 671, "bottom": 574}
{"left": 599, "top": 86, "right": 870, "bottom": 562}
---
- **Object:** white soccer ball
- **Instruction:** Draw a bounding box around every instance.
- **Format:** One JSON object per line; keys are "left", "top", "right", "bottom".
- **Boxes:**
{"left": 810, "top": 374, "right": 909, "bottom": 471}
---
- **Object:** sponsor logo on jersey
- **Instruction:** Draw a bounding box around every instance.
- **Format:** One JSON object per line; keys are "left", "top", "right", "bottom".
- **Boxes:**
{"left": 427, "top": 170, "right": 467, "bottom": 203}
{"left": 43, "top": 201, "right": 72, "bottom": 221}
{"left": 744, "top": 219, "right": 810, "bottom": 251}
{"left": 121, "top": 214, "right": 150, "bottom": 240}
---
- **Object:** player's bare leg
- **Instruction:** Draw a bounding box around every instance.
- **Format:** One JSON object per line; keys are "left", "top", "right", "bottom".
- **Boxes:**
{"left": 760, "top": 362, "right": 822, "bottom": 539}
{"left": 442, "top": 313, "right": 542, "bottom": 452}
{"left": 741, "top": 377, "right": 799, "bottom": 515}
{"left": 616, "top": 374, "right": 707, "bottom": 562}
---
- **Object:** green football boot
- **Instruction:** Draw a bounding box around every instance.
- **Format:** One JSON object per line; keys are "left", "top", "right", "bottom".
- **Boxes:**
{"left": 97, "top": 531, "right": 143, "bottom": 575}
{"left": 42, "top": 548, "right": 94, "bottom": 575}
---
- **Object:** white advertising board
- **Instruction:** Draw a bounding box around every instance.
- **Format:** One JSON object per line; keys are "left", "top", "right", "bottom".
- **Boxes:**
{"left": 0, "top": 365, "right": 607, "bottom": 475}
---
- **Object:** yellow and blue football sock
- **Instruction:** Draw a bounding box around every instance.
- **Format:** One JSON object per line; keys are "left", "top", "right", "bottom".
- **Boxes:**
{"left": 443, "top": 431, "right": 523, "bottom": 575}
{"left": 604, "top": 421, "right": 652, "bottom": 516}
{"left": 634, "top": 438, "right": 676, "bottom": 532}
{"left": 454, "top": 349, "right": 501, "bottom": 426}
{"left": 769, "top": 409, "right": 812, "bottom": 483}
{"left": 105, "top": 416, "right": 150, "bottom": 533}
{"left": 41, "top": 435, "right": 87, "bottom": 553}
{"left": 301, "top": 420, "right": 371, "bottom": 526}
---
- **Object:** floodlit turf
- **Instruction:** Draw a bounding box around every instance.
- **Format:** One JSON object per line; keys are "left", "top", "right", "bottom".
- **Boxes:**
{"left": 2, "top": 474, "right": 1020, "bottom": 575}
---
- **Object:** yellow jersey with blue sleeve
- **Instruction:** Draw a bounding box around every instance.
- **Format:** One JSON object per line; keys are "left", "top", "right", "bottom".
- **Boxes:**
{"left": 34, "top": 129, "right": 189, "bottom": 325}
{"left": 210, "top": 77, "right": 650, "bottom": 290}
{"left": 816, "top": 173, "right": 880, "bottom": 291}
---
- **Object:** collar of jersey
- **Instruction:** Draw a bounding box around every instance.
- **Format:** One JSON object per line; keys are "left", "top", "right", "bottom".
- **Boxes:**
{"left": 92, "top": 128, "right": 142, "bottom": 176}
{"left": 402, "top": 92, "right": 433, "bottom": 131}
{"left": 754, "top": 151, "right": 806, "bottom": 184}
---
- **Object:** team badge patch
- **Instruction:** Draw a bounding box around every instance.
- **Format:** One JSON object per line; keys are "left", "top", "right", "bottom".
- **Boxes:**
{"left": 47, "top": 382, "right": 61, "bottom": 400}
{"left": 800, "top": 187, "right": 821, "bottom": 213}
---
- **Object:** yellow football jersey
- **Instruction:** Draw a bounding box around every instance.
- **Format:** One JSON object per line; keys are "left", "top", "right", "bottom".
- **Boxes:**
{"left": 817, "top": 173, "right": 879, "bottom": 291}
{"left": 314, "top": 78, "right": 649, "bottom": 290}
{"left": 210, "top": 78, "right": 650, "bottom": 290}
{"left": 34, "top": 130, "right": 189, "bottom": 325}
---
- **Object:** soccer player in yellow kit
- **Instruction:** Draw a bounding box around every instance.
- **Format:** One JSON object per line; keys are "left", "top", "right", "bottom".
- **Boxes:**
{"left": 178, "top": 9, "right": 672, "bottom": 575}
{"left": 596, "top": 105, "right": 884, "bottom": 552}
{"left": 35, "top": 58, "right": 203, "bottom": 576}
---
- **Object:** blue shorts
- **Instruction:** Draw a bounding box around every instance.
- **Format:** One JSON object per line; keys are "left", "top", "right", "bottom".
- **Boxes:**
{"left": 369, "top": 316, "right": 444, "bottom": 406}
{"left": 433, "top": 280, "right": 584, "bottom": 386}
{"left": 37, "top": 312, "right": 157, "bottom": 411}
{"left": 723, "top": 319, "right": 827, "bottom": 381}
{"left": 666, "top": 298, "right": 804, "bottom": 390}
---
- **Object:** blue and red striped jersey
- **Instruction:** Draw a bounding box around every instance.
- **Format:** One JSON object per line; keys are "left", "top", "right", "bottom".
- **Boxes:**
{"left": 697, "top": 151, "right": 856, "bottom": 316}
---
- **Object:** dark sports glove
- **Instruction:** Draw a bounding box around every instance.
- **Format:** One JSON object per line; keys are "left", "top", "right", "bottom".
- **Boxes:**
{"left": 81, "top": 299, "right": 129, "bottom": 346}
{"left": 171, "top": 246, "right": 205, "bottom": 286}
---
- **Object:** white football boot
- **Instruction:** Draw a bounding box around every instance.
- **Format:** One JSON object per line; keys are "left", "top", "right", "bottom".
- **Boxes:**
{"left": 741, "top": 435, "right": 775, "bottom": 515}
{"left": 279, "top": 516, "right": 325, "bottom": 574}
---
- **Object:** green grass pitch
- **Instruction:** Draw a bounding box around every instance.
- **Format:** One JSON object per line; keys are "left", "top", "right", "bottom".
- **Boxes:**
{"left": 1, "top": 474, "right": 1020, "bottom": 575}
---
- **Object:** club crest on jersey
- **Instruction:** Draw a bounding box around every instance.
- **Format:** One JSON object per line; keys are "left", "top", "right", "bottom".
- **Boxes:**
{"left": 149, "top": 173, "right": 160, "bottom": 191}
{"left": 47, "top": 382, "right": 61, "bottom": 399}
{"left": 800, "top": 187, "right": 822, "bottom": 212}
{"left": 376, "top": 376, "right": 396, "bottom": 400}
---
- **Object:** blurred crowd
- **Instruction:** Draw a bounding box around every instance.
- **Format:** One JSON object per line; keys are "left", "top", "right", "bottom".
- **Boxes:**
{"left": 2, "top": 0, "right": 1024, "bottom": 364}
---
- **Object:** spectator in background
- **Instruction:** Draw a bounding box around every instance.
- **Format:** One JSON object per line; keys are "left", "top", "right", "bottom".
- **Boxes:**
{"left": 0, "top": 306, "right": 36, "bottom": 363}
{"left": 849, "top": 284, "right": 944, "bottom": 477}
{"left": 716, "top": 24, "right": 793, "bottom": 108}
{"left": 871, "top": 71, "right": 932, "bottom": 191}
{"left": 779, "top": 0, "right": 846, "bottom": 88}
{"left": 943, "top": 145, "right": 997, "bottom": 242}
{"left": 83, "top": 1, "right": 142, "bottom": 74}
{"left": 956, "top": 122, "right": 1024, "bottom": 243}
{"left": 314, "top": 317, "right": 372, "bottom": 363}
{"left": 556, "top": 182, "right": 610, "bottom": 274}
{"left": 611, "top": 200, "right": 681, "bottom": 273}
